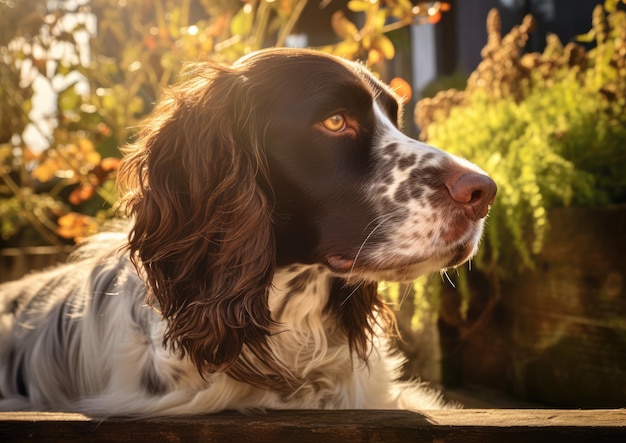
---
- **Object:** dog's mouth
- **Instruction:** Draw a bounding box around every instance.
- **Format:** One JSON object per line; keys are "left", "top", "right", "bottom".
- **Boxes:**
{"left": 323, "top": 203, "right": 489, "bottom": 279}
{"left": 324, "top": 234, "right": 480, "bottom": 281}
{"left": 324, "top": 252, "right": 430, "bottom": 279}
{"left": 325, "top": 255, "right": 355, "bottom": 272}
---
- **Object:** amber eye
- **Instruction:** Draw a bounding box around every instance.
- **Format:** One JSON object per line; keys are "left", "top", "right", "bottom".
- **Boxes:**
{"left": 321, "top": 114, "right": 346, "bottom": 132}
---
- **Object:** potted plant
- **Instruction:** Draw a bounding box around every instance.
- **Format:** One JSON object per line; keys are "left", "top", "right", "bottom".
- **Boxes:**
{"left": 413, "top": 0, "right": 626, "bottom": 406}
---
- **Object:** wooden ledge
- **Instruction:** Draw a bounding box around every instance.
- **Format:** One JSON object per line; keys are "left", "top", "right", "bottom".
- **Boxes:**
{"left": 1, "top": 409, "right": 625, "bottom": 442}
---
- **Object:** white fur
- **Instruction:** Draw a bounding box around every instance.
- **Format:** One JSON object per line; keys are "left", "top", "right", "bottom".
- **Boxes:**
{"left": 0, "top": 236, "right": 448, "bottom": 416}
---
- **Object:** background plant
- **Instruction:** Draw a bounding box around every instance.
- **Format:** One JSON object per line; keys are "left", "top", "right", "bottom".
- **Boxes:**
{"left": 0, "top": 0, "right": 448, "bottom": 247}
{"left": 412, "top": 0, "right": 626, "bottom": 322}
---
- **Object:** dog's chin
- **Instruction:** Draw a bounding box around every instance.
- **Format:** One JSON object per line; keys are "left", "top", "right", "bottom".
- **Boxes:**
{"left": 324, "top": 239, "right": 480, "bottom": 283}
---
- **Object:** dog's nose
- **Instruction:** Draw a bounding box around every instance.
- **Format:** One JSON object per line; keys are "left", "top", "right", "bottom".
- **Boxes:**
{"left": 445, "top": 172, "right": 497, "bottom": 220}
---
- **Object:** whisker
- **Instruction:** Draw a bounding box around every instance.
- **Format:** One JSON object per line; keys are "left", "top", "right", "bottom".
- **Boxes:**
{"left": 340, "top": 282, "right": 363, "bottom": 305}
{"left": 347, "top": 213, "right": 394, "bottom": 281}
{"left": 441, "top": 269, "right": 456, "bottom": 288}
{"left": 399, "top": 282, "right": 413, "bottom": 306}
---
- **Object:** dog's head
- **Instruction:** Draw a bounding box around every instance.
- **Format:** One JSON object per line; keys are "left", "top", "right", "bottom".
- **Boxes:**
{"left": 117, "top": 48, "right": 496, "bottom": 381}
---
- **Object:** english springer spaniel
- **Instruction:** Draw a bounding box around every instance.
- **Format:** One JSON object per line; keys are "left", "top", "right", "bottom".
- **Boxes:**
{"left": 0, "top": 48, "right": 496, "bottom": 416}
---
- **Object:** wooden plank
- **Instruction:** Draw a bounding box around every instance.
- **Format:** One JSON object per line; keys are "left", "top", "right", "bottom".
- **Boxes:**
{"left": 1, "top": 409, "right": 624, "bottom": 443}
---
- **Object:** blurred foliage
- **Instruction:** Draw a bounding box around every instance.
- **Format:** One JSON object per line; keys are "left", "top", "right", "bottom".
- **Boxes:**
{"left": 419, "top": 70, "right": 467, "bottom": 99}
{"left": 0, "top": 0, "right": 448, "bottom": 247}
{"left": 408, "top": 0, "right": 626, "bottom": 325}
{"left": 0, "top": 0, "right": 119, "bottom": 246}
{"left": 381, "top": 276, "right": 436, "bottom": 332}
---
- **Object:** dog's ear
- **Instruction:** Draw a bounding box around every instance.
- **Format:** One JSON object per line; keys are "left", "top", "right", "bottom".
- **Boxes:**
{"left": 326, "top": 279, "right": 397, "bottom": 362}
{"left": 117, "top": 62, "right": 284, "bottom": 379}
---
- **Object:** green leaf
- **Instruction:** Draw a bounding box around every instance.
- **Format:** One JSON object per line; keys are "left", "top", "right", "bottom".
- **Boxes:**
{"left": 128, "top": 96, "right": 144, "bottom": 116}
{"left": 604, "top": 0, "right": 618, "bottom": 13}
{"left": 231, "top": 7, "right": 254, "bottom": 37}
{"left": 576, "top": 30, "right": 596, "bottom": 43}
{"left": 56, "top": 63, "right": 74, "bottom": 76}
{"left": 347, "top": 0, "right": 372, "bottom": 13}
{"left": 331, "top": 11, "right": 359, "bottom": 40}
{"left": 58, "top": 83, "right": 81, "bottom": 112}
{"left": 373, "top": 34, "right": 395, "bottom": 59}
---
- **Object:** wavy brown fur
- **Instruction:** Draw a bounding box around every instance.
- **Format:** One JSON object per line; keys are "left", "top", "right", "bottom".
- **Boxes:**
{"left": 325, "top": 280, "right": 397, "bottom": 361}
{"left": 117, "top": 63, "right": 284, "bottom": 381}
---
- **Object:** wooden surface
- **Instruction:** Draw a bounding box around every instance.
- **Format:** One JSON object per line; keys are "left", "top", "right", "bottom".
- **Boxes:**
{"left": 1, "top": 409, "right": 625, "bottom": 442}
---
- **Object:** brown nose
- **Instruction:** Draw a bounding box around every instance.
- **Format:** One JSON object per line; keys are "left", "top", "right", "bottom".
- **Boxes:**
{"left": 445, "top": 172, "right": 497, "bottom": 220}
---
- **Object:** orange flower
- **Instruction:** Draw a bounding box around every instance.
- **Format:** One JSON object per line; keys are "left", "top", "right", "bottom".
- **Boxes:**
{"left": 68, "top": 184, "right": 95, "bottom": 205}
{"left": 428, "top": 11, "right": 442, "bottom": 24}
{"left": 390, "top": 77, "right": 413, "bottom": 103}
{"left": 96, "top": 122, "right": 112, "bottom": 137}
{"left": 101, "top": 157, "right": 121, "bottom": 172}
{"left": 32, "top": 158, "right": 62, "bottom": 182}
{"left": 144, "top": 35, "right": 157, "bottom": 50}
{"left": 22, "top": 147, "right": 40, "bottom": 162}
{"left": 56, "top": 212, "right": 98, "bottom": 241}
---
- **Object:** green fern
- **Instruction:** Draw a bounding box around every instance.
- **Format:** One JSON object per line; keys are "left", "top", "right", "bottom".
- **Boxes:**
{"left": 416, "top": 2, "right": 626, "bottom": 279}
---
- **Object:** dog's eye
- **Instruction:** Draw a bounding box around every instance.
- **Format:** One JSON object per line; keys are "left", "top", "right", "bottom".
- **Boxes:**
{"left": 321, "top": 114, "right": 346, "bottom": 132}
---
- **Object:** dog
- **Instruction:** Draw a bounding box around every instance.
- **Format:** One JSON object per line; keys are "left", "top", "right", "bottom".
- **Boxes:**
{"left": 0, "top": 48, "right": 496, "bottom": 416}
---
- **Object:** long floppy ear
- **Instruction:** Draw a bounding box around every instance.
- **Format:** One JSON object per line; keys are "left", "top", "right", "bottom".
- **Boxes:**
{"left": 117, "top": 62, "right": 283, "bottom": 379}
{"left": 326, "top": 279, "right": 397, "bottom": 362}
